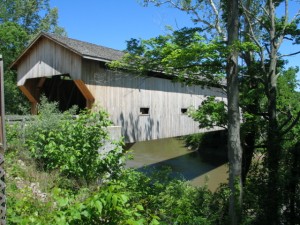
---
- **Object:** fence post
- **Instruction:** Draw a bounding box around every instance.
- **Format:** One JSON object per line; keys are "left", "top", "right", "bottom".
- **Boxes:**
{"left": 0, "top": 55, "right": 6, "bottom": 225}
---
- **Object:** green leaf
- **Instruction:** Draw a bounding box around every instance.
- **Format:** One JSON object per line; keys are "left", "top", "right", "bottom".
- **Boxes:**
{"left": 57, "top": 198, "right": 69, "bottom": 207}
{"left": 95, "top": 200, "right": 103, "bottom": 213}
{"left": 112, "top": 195, "right": 118, "bottom": 207}
{"left": 150, "top": 218, "right": 160, "bottom": 225}
{"left": 136, "top": 204, "right": 144, "bottom": 211}
{"left": 80, "top": 210, "right": 90, "bottom": 218}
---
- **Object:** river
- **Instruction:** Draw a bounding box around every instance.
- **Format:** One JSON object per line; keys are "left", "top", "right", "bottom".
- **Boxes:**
{"left": 125, "top": 137, "right": 228, "bottom": 191}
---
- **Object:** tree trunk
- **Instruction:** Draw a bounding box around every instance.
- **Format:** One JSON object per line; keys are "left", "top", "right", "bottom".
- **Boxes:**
{"left": 226, "top": 0, "right": 243, "bottom": 223}
{"left": 286, "top": 143, "right": 300, "bottom": 225}
{"left": 242, "top": 129, "right": 255, "bottom": 184}
{"left": 240, "top": 0, "right": 257, "bottom": 184}
{"left": 265, "top": 73, "right": 281, "bottom": 225}
{"left": 264, "top": 1, "right": 282, "bottom": 224}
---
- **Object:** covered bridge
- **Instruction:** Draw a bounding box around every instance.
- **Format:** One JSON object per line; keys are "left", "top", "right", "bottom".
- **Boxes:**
{"left": 11, "top": 32, "right": 226, "bottom": 143}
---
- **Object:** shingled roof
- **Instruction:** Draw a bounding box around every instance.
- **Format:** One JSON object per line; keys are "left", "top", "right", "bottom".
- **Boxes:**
{"left": 11, "top": 32, "right": 125, "bottom": 68}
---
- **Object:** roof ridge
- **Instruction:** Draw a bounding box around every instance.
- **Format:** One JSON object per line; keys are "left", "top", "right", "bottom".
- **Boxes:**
{"left": 44, "top": 32, "right": 124, "bottom": 54}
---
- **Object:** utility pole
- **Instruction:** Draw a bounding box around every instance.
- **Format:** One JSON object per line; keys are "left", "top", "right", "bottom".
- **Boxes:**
{"left": 0, "top": 55, "right": 6, "bottom": 225}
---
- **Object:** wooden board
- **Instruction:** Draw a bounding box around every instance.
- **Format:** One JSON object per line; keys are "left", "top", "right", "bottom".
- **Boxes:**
{"left": 82, "top": 59, "right": 226, "bottom": 143}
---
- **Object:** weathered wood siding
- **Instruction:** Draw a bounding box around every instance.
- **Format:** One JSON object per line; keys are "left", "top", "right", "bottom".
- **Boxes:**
{"left": 17, "top": 38, "right": 82, "bottom": 86}
{"left": 82, "top": 59, "right": 226, "bottom": 143}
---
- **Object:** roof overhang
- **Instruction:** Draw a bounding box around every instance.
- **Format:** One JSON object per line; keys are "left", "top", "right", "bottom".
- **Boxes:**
{"left": 10, "top": 33, "right": 80, "bottom": 70}
{"left": 10, "top": 32, "right": 115, "bottom": 70}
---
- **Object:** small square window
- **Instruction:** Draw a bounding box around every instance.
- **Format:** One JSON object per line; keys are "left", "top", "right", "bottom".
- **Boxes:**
{"left": 140, "top": 107, "right": 149, "bottom": 115}
{"left": 181, "top": 108, "right": 188, "bottom": 114}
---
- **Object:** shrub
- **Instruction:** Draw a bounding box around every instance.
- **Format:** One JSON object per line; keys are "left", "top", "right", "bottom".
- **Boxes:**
{"left": 6, "top": 122, "right": 23, "bottom": 151}
{"left": 117, "top": 168, "right": 220, "bottom": 225}
{"left": 26, "top": 108, "right": 125, "bottom": 185}
{"left": 22, "top": 98, "right": 125, "bottom": 185}
{"left": 51, "top": 183, "right": 158, "bottom": 225}
{"left": 5, "top": 97, "right": 229, "bottom": 224}
{"left": 26, "top": 96, "right": 73, "bottom": 137}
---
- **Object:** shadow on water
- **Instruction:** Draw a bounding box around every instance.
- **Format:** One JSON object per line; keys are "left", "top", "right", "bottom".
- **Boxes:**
{"left": 137, "top": 150, "right": 227, "bottom": 181}
{"left": 125, "top": 137, "right": 228, "bottom": 191}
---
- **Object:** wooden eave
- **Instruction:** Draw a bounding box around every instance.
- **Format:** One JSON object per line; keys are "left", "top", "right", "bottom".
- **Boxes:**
{"left": 10, "top": 32, "right": 113, "bottom": 70}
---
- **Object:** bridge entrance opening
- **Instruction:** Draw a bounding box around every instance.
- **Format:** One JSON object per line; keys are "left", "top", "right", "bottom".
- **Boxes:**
{"left": 20, "top": 74, "right": 92, "bottom": 114}
{"left": 41, "top": 75, "right": 86, "bottom": 112}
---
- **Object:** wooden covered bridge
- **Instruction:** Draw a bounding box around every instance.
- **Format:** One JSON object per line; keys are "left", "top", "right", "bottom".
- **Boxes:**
{"left": 11, "top": 32, "right": 225, "bottom": 143}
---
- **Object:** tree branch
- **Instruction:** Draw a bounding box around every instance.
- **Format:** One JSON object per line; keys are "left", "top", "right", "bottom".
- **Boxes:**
{"left": 240, "top": 2, "right": 266, "bottom": 73}
{"left": 281, "top": 111, "right": 300, "bottom": 136}
{"left": 276, "top": 0, "right": 289, "bottom": 47}
{"left": 279, "top": 51, "right": 300, "bottom": 58}
{"left": 144, "top": 0, "right": 226, "bottom": 40}
{"left": 207, "top": 0, "right": 226, "bottom": 40}
{"left": 239, "top": 73, "right": 266, "bottom": 84}
{"left": 278, "top": 110, "right": 292, "bottom": 131}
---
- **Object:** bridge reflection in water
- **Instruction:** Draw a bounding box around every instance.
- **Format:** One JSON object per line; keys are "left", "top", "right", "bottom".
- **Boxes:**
{"left": 125, "top": 137, "right": 228, "bottom": 191}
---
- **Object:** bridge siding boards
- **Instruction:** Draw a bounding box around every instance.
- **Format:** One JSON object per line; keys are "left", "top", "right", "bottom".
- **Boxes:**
{"left": 17, "top": 38, "right": 82, "bottom": 86}
{"left": 12, "top": 33, "right": 225, "bottom": 143}
{"left": 82, "top": 60, "right": 224, "bottom": 142}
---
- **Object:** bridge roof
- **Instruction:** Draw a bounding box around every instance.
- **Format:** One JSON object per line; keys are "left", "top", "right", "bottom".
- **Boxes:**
{"left": 11, "top": 32, "right": 125, "bottom": 69}
{"left": 11, "top": 32, "right": 226, "bottom": 88}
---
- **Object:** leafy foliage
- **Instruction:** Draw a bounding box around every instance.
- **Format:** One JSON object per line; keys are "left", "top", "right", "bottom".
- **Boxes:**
{"left": 5, "top": 98, "right": 230, "bottom": 224}
{"left": 5, "top": 147, "right": 229, "bottom": 225}
{"left": 189, "top": 96, "right": 227, "bottom": 129}
{"left": 25, "top": 100, "right": 125, "bottom": 185}
{"left": 114, "top": 0, "right": 300, "bottom": 222}
{"left": 0, "top": 0, "right": 65, "bottom": 36}
{"left": 51, "top": 184, "right": 153, "bottom": 225}
{"left": 0, "top": 21, "right": 30, "bottom": 113}
{"left": 110, "top": 27, "right": 226, "bottom": 87}
{"left": 0, "top": 22, "right": 28, "bottom": 66}
{"left": 0, "top": 0, "right": 66, "bottom": 114}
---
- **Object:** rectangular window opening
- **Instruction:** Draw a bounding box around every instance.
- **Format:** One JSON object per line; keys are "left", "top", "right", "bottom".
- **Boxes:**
{"left": 181, "top": 108, "right": 188, "bottom": 114}
{"left": 140, "top": 107, "right": 149, "bottom": 115}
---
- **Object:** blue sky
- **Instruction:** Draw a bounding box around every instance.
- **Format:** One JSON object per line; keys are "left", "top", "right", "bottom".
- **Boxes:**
{"left": 50, "top": 0, "right": 194, "bottom": 50}
{"left": 50, "top": 0, "right": 299, "bottom": 80}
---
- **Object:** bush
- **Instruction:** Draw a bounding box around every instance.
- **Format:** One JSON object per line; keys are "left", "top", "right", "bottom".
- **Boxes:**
{"left": 7, "top": 186, "right": 53, "bottom": 225}
{"left": 26, "top": 107, "right": 125, "bottom": 185}
{"left": 19, "top": 98, "right": 125, "bottom": 185}
{"left": 6, "top": 97, "right": 230, "bottom": 224}
{"left": 6, "top": 156, "right": 225, "bottom": 225}
{"left": 51, "top": 183, "right": 157, "bottom": 225}
{"left": 117, "top": 168, "right": 222, "bottom": 225}
{"left": 49, "top": 168, "right": 221, "bottom": 225}
{"left": 6, "top": 122, "right": 23, "bottom": 151}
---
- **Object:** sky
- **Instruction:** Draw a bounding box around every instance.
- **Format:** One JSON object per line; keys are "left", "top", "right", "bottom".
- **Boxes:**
{"left": 50, "top": 0, "right": 300, "bottom": 80}
{"left": 50, "top": 0, "right": 194, "bottom": 50}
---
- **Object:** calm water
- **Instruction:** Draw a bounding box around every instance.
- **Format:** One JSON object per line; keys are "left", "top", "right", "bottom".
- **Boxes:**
{"left": 125, "top": 137, "right": 228, "bottom": 191}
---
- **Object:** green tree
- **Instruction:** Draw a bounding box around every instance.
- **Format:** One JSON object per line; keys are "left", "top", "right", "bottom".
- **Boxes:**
{"left": 114, "top": 0, "right": 243, "bottom": 223}
{"left": 224, "top": 0, "right": 243, "bottom": 223}
{"left": 0, "top": 0, "right": 65, "bottom": 114}
{"left": 112, "top": 0, "right": 300, "bottom": 223}
{"left": 240, "top": 0, "right": 300, "bottom": 223}
{"left": 277, "top": 67, "right": 300, "bottom": 224}
{"left": 0, "top": 0, "right": 65, "bottom": 36}
{"left": 0, "top": 22, "right": 29, "bottom": 113}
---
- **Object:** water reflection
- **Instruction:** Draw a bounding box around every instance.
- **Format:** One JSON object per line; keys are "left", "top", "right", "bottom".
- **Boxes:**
{"left": 125, "top": 137, "right": 228, "bottom": 191}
